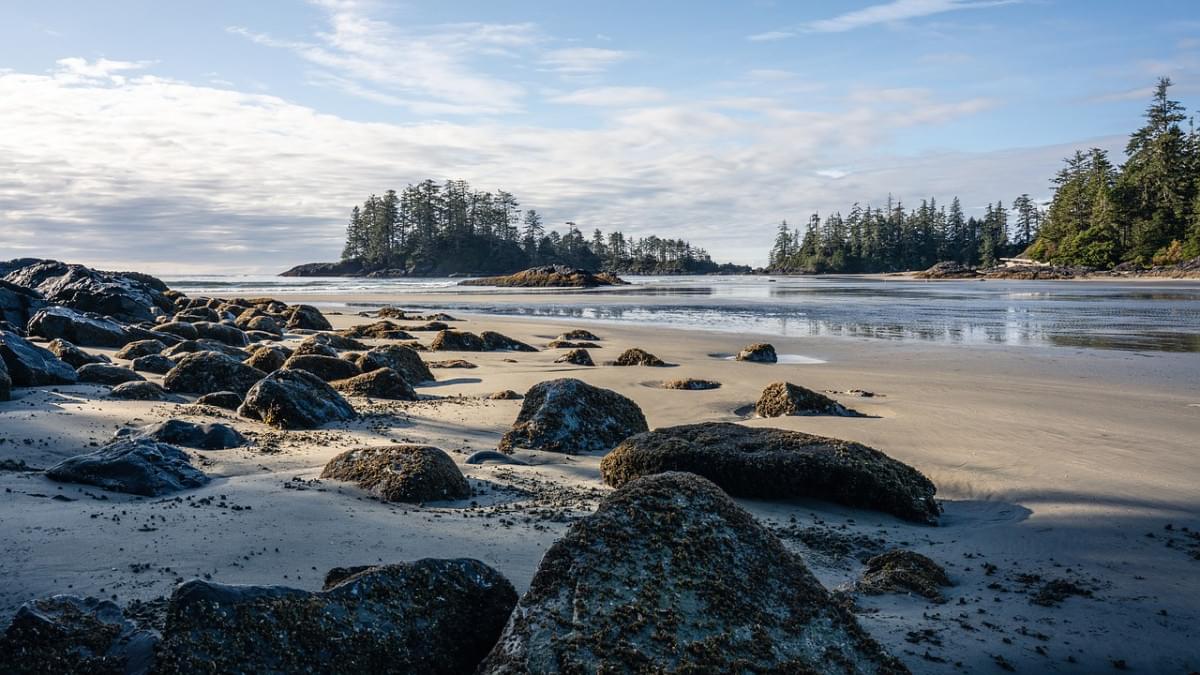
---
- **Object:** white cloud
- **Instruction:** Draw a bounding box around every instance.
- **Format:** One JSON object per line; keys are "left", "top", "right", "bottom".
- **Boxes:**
{"left": 550, "top": 86, "right": 666, "bottom": 106}
{"left": 540, "top": 47, "right": 631, "bottom": 74}
{"left": 750, "top": 0, "right": 1019, "bottom": 39}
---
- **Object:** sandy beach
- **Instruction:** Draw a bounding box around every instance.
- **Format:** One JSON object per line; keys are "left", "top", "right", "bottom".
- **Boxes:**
{"left": 2, "top": 290, "right": 1198, "bottom": 672}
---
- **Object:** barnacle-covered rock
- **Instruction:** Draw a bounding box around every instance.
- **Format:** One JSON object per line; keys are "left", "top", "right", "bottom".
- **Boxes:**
{"left": 321, "top": 445, "right": 469, "bottom": 503}
{"left": 498, "top": 378, "right": 647, "bottom": 455}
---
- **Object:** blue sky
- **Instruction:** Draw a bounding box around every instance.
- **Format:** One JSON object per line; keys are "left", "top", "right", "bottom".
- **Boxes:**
{"left": 1, "top": 0, "right": 1197, "bottom": 271}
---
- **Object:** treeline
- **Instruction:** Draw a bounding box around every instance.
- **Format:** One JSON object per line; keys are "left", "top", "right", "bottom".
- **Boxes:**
{"left": 767, "top": 195, "right": 1041, "bottom": 273}
{"left": 339, "top": 179, "right": 745, "bottom": 275}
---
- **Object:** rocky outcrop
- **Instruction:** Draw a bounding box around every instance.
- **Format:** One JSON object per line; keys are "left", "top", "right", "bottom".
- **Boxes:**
{"left": 115, "top": 339, "right": 166, "bottom": 360}
{"left": 601, "top": 423, "right": 940, "bottom": 524}
{"left": 115, "top": 420, "right": 245, "bottom": 450}
{"left": 46, "top": 338, "right": 109, "bottom": 368}
{"left": 239, "top": 369, "right": 356, "bottom": 429}
{"left": 281, "top": 354, "right": 361, "bottom": 382}
{"left": 356, "top": 345, "right": 434, "bottom": 384}
{"left": 46, "top": 438, "right": 209, "bottom": 496}
{"left": 2, "top": 259, "right": 173, "bottom": 323}
{"left": 0, "top": 279, "right": 46, "bottom": 328}
{"left": 0, "top": 330, "right": 78, "bottom": 386}
{"left": 612, "top": 347, "right": 667, "bottom": 367}
{"left": 321, "top": 445, "right": 470, "bottom": 503}
{"left": 557, "top": 329, "right": 600, "bottom": 341}
{"left": 0, "top": 595, "right": 159, "bottom": 675}
{"left": 156, "top": 559, "right": 517, "bottom": 674}
{"left": 477, "top": 472, "right": 907, "bottom": 674}
{"left": 554, "top": 348, "right": 594, "bottom": 366}
{"left": 480, "top": 331, "right": 537, "bottom": 352}
{"left": 26, "top": 307, "right": 131, "bottom": 347}
{"left": 131, "top": 354, "right": 175, "bottom": 375}
{"left": 77, "top": 363, "right": 144, "bottom": 385}
{"left": 331, "top": 368, "right": 417, "bottom": 400}
{"left": 855, "top": 550, "right": 952, "bottom": 603}
{"left": 498, "top": 378, "right": 648, "bottom": 455}
{"left": 756, "top": 381, "right": 859, "bottom": 417}
{"left": 736, "top": 342, "right": 777, "bottom": 363}
{"left": 278, "top": 259, "right": 366, "bottom": 277}
{"left": 914, "top": 261, "right": 980, "bottom": 279}
{"left": 163, "top": 352, "right": 266, "bottom": 395}
{"left": 460, "top": 265, "right": 627, "bottom": 288}
{"left": 429, "top": 329, "right": 486, "bottom": 351}
{"left": 284, "top": 304, "right": 332, "bottom": 331}
{"left": 109, "top": 381, "right": 173, "bottom": 401}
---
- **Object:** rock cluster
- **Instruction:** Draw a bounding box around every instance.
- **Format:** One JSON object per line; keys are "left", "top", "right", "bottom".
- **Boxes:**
{"left": 0, "top": 330, "right": 78, "bottom": 386}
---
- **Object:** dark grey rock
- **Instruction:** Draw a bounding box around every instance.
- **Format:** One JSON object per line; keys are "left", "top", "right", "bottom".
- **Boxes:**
{"left": 46, "top": 338, "right": 109, "bottom": 368}
{"left": 0, "top": 595, "right": 159, "bottom": 675}
{"left": 163, "top": 352, "right": 265, "bottom": 395}
{"left": 131, "top": 354, "right": 175, "bottom": 375}
{"left": 191, "top": 321, "right": 249, "bottom": 347}
{"left": 195, "top": 391, "right": 243, "bottom": 410}
{"left": 498, "top": 378, "right": 648, "bottom": 455}
{"left": 77, "top": 363, "right": 144, "bottom": 385}
{"left": 154, "top": 321, "right": 199, "bottom": 340}
{"left": 0, "top": 330, "right": 78, "bottom": 386}
{"left": 114, "top": 339, "right": 166, "bottom": 360}
{"left": 0, "top": 278, "right": 46, "bottom": 329}
{"left": 321, "top": 445, "right": 469, "bottom": 502}
{"left": 115, "top": 419, "right": 245, "bottom": 450}
{"left": 2, "top": 259, "right": 172, "bottom": 323}
{"left": 281, "top": 354, "right": 361, "bottom": 382}
{"left": 480, "top": 331, "right": 538, "bottom": 352}
{"left": 161, "top": 338, "right": 247, "bottom": 359}
{"left": 736, "top": 342, "right": 778, "bottom": 363}
{"left": 109, "top": 381, "right": 173, "bottom": 401}
{"left": 239, "top": 369, "right": 355, "bottom": 429}
{"left": 26, "top": 307, "right": 130, "bottom": 348}
{"left": 465, "top": 450, "right": 528, "bottom": 466}
{"left": 331, "top": 368, "right": 417, "bottom": 400}
{"left": 46, "top": 438, "right": 209, "bottom": 496}
{"left": 553, "top": 348, "right": 594, "bottom": 366}
{"left": 284, "top": 304, "right": 332, "bottom": 331}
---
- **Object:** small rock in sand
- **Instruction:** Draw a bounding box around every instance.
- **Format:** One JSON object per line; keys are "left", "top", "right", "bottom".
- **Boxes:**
{"left": 239, "top": 368, "right": 355, "bottom": 429}
{"left": 660, "top": 378, "right": 721, "bottom": 390}
{"left": 109, "top": 381, "right": 173, "bottom": 401}
{"left": 554, "top": 348, "right": 594, "bottom": 366}
{"left": 77, "top": 363, "right": 145, "bottom": 385}
{"left": 131, "top": 354, "right": 175, "bottom": 375}
{"left": 114, "top": 339, "right": 166, "bottom": 360}
{"left": 611, "top": 347, "right": 668, "bottom": 367}
{"left": 855, "top": 550, "right": 952, "bottom": 602}
{"left": 755, "top": 381, "right": 860, "bottom": 417}
{"left": 321, "top": 445, "right": 470, "bottom": 503}
{"left": 331, "top": 367, "right": 417, "bottom": 400}
{"left": 736, "top": 342, "right": 778, "bottom": 363}
{"left": 195, "top": 390, "right": 243, "bottom": 411}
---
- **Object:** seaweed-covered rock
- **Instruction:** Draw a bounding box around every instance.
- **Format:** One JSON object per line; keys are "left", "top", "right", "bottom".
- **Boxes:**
{"left": 321, "top": 445, "right": 469, "bottom": 503}
{"left": 0, "top": 595, "right": 159, "bottom": 675}
{"left": 0, "top": 330, "right": 78, "bottom": 386}
{"left": 736, "top": 342, "right": 777, "bottom": 363}
{"left": 429, "top": 329, "right": 486, "bottom": 351}
{"left": 756, "top": 381, "right": 859, "bottom": 417}
{"left": 244, "top": 345, "right": 288, "bottom": 373}
{"left": 612, "top": 347, "right": 667, "bottom": 367}
{"left": 161, "top": 338, "right": 246, "bottom": 359}
{"left": 46, "top": 438, "right": 209, "bottom": 496}
{"left": 477, "top": 472, "right": 908, "bottom": 674}
{"left": 163, "top": 352, "right": 266, "bottom": 396}
{"left": 239, "top": 369, "right": 355, "bottom": 429}
{"left": 240, "top": 314, "right": 282, "bottom": 336}
{"left": 499, "top": 378, "right": 648, "bottom": 455}
{"left": 480, "top": 331, "right": 537, "bottom": 352}
{"left": 281, "top": 354, "right": 361, "bottom": 382}
{"left": 601, "top": 423, "right": 940, "bottom": 524}
{"left": 356, "top": 345, "right": 434, "bottom": 384}
{"left": 284, "top": 304, "right": 332, "bottom": 331}
{"left": 661, "top": 378, "right": 721, "bottom": 390}
{"left": 460, "top": 265, "right": 627, "bottom": 288}
{"left": 109, "top": 381, "right": 173, "bottom": 401}
{"left": 428, "top": 359, "right": 476, "bottom": 369}
{"left": 130, "top": 354, "right": 175, "bottom": 375}
{"left": 77, "top": 363, "right": 144, "bottom": 385}
{"left": 553, "top": 348, "right": 594, "bottom": 366}
{"left": 914, "top": 261, "right": 979, "bottom": 279}
{"left": 488, "top": 389, "right": 522, "bottom": 400}
{"left": 195, "top": 391, "right": 243, "bottom": 411}
{"left": 46, "top": 338, "right": 109, "bottom": 368}
{"left": 115, "top": 420, "right": 246, "bottom": 450}
{"left": 331, "top": 368, "right": 417, "bottom": 400}
{"left": 558, "top": 329, "right": 600, "bottom": 341}
{"left": 156, "top": 559, "right": 517, "bottom": 675}
{"left": 26, "top": 307, "right": 131, "bottom": 348}
{"left": 292, "top": 339, "right": 339, "bottom": 358}
{"left": 3, "top": 259, "right": 172, "bottom": 323}
{"left": 855, "top": 550, "right": 952, "bottom": 603}
{"left": 339, "top": 321, "right": 412, "bottom": 340}
{"left": 114, "top": 339, "right": 166, "bottom": 361}
{"left": 546, "top": 339, "right": 600, "bottom": 349}
{"left": 308, "top": 332, "right": 368, "bottom": 351}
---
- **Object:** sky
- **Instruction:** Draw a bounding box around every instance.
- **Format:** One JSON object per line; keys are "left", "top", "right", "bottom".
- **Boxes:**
{"left": 0, "top": 0, "right": 1198, "bottom": 272}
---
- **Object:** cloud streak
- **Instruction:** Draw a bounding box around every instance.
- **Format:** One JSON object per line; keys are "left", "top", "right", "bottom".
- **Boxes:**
{"left": 750, "top": 0, "right": 1019, "bottom": 40}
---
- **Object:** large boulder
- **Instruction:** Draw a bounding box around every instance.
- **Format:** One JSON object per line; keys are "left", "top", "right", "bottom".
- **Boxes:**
{"left": 114, "top": 339, "right": 166, "bottom": 361}
{"left": 480, "top": 331, "right": 537, "bottom": 352}
{"left": 244, "top": 345, "right": 288, "bottom": 372}
{"left": 756, "top": 381, "right": 859, "bottom": 417}
{"left": 2, "top": 259, "right": 172, "bottom": 323}
{"left": 154, "top": 321, "right": 199, "bottom": 340}
{"left": 195, "top": 391, "right": 242, "bottom": 411}
{"left": 239, "top": 369, "right": 355, "bottom": 429}
{"left": 26, "top": 307, "right": 131, "bottom": 348}
{"left": 284, "top": 304, "right": 332, "bottom": 331}
{"left": 292, "top": 339, "right": 338, "bottom": 358}
{"left": 498, "top": 378, "right": 648, "bottom": 455}
{"left": 77, "top": 363, "right": 145, "bottom": 385}
{"left": 332, "top": 368, "right": 417, "bottom": 400}
{"left": 0, "top": 330, "right": 78, "bottom": 386}
{"left": 161, "top": 338, "right": 246, "bottom": 359}
{"left": 163, "top": 352, "right": 266, "bottom": 395}
{"left": 356, "top": 345, "right": 433, "bottom": 384}
{"left": 477, "top": 472, "right": 907, "bottom": 674}
{"left": 109, "top": 381, "right": 173, "bottom": 401}
{"left": 430, "top": 329, "right": 486, "bottom": 351}
{"left": 115, "top": 419, "right": 246, "bottom": 450}
{"left": 131, "top": 354, "right": 175, "bottom": 375}
{"left": 601, "top": 423, "right": 940, "bottom": 524}
{"left": 281, "top": 354, "right": 361, "bottom": 382}
{"left": 321, "top": 445, "right": 470, "bottom": 503}
{"left": 339, "top": 320, "right": 413, "bottom": 340}
{"left": 0, "top": 595, "right": 159, "bottom": 675}
{"left": 46, "top": 438, "right": 209, "bottom": 496}
{"left": 46, "top": 338, "right": 109, "bottom": 368}
{"left": 736, "top": 342, "right": 777, "bottom": 363}
{"left": 191, "top": 321, "right": 249, "bottom": 347}
{"left": 0, "top": 279, "right": 46, "bottom": 328}
{"left": 156, "top": 559, "right": 517, "bottom": 674}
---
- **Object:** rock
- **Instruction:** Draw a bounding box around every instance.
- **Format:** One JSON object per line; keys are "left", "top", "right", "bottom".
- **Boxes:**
{"left": 174, "top": 307, "right": 220, "bottom": 323}
{"left": 488, "top": 389, "right": 522, "bottom": 400}
{"left": 46, "top": 338, "right": 109, "bottom": 368}
{"left": 239, "top": 369, "right": 355, "bottom": 429}
{"left": 163, "top": 352, "right": 266, "bottom": 395}
{"left": 26, "top": 307, "right": 131, "bottom": 347}
{"left": 156, "top": 559, "right": 516, "bottom": 674}
{"left": 195, "top": 391, "right": 243, "bottom": 410}
{"left": 0, "top": 357, "right": 9, "bottom": 401}
{"left": 77, "top": 363, "right": 145, "bottom": 385}
{"left": 2, "top": 259, "right": 173, "bottom": 323}
{"left": 914, "top": 261, "right": 979, "bottom": 279}
{"left": 191, "top": 321, "right": 249, "bottom": 347}
{"left": 465, "top": 450, "right": 528, "bottom": 466}
{"left": 241, "top": 314, "right": 282, "bottom": 336}
{"left": 115, "top": 419, "right": 246, "bottom": 450}
{"left": 321, "top": 445, "right": 469, "bottom": 502}
{"left": 109, "top": 381, "right": 172, "bottom": 401}
{"left": 546, "top": 339, "right": 600, "bottom": 349}
{"left": 499, "top": 378, "right": 648, "bottom": 455}
{"left": 0, "top": 278, "right": 46, "bottom": 328}
{"left": 396, "top": 321, "right": 448, "bottom": 332}
{"left": 558, "top": 329, "right": 600, "bottom": 341}
{"left": 115, "top": 339, "right": 166, "bottom": 360}
{"left": 305, "top": 333, "right": 367, "bottom": 351}
{"left": 554, "top": 348, "right": 594, "bottom": 366}
{"left": 0, "top": 595, "right": 159, "bottom": 675}
{"left": 612, "top": 347, "right": 667, "bottom": 366}
{"left": 131, "top": 354, "right": 175, "bottom": 375}
{"left": 430, "top": 329, "right": 486, "bottom": 351}
{"left": 855, "top": 551, "right": 952, "bottom": 603}
{"left": 284, "top": 304, "right": 332, "bottom": 331}
{"left": 428, "top": 359, "right": 477, "bottom": 369}
{"left": 161, "top": 338, "right": 247, "bottom": 359}
{"left": 281, "top": 354, "right": 361, "bottom": 382}
{"left": 291, "top": 339, "right": 339, "bottom": 358}
{"left": 244, "top": 345, "right": 289, "bottom": 372}
{"left": 356, "top": 345, "right": 434, "bottom": 384}
{"left": 601, "top": 423, "right": 940, "bottom": 524}
{"left": 331, "top": 368, "right": 417, "bottom": 400}
{"left": 661, "top": 378, "right": 721, "bottom": 390}
{"left": 154, "top": 321, "right": 199, "bottom": 340}
{"left": 480, "top": 331, "right": 537, "bottom": 352}
{"left": 0, "top": 330, "right": 78, "bottom": 386}
{"left": 477, "top": 472, "right": 908, "bottom": 674}
{"left": 339, "top": 320, "right": 413, "bottom": 340}
{"left": 755, "top": 381, "right": 859, "bottom": 417}
{"left": 46, "top": 438, "right": 209, "bottom": 496}
{"left": 278, "top": 259, "right": 366, "bottom": 277}
{"left": 459, "top": 265, "right": 627, "bottom": 288}
{"left": 736, "top": 342, "right": 777, "bottom": 363}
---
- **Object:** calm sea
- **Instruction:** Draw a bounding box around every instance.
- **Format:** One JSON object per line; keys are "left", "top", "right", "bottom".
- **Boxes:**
{"left": 160, "top": 274, "right": 1200, "bottom": 353}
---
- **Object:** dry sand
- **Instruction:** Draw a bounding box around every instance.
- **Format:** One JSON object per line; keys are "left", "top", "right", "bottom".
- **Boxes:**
{"left": 1, "top": 298, "right": 1198, "bottom": 673}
